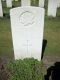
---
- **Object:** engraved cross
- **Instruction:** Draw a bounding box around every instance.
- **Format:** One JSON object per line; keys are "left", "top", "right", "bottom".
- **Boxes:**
{"left": 24, "top": 40, "right": 32, "bottom": 53}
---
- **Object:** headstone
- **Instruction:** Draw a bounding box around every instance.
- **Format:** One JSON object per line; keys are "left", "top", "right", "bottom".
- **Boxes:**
{"left": 48, "top": 0, "right": 57, "bottom": 17}
{"left": 10, "top": 7, "right": 45, "bottom": 61}
{"left": 2, "top": 0, "right": 5, "bottom": 1}
{"left": 39, "top": 0, "right": 45, "bottom": 7}
{"left": 57, "top": 0, "right": 60, "bottom": 7}
{"left": 0, "top": 0, "right": 3, "bottom": 17}
{"left": 21, "top": 0, "right": 30, "bottom": 6}
{"left": 15, "top": 0, "right": 18, "bottom": 1}
{"left": 6, "top": 0, "right": 12, "bottom": 7}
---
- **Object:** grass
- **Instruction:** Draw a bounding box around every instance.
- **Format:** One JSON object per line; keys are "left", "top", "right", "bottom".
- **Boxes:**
{"left": 0, "top": 17, "right": 13, "bottom": 58}
{"left": 44, "top": 17, "right": 60, "bottom": 56}
{"left": 0, "top": 0, "right": 60, "bottom": 59}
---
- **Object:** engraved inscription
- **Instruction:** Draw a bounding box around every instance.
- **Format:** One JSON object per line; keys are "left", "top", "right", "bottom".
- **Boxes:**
{"left": 19, "top": 11, "right": 35, "bottom": 26}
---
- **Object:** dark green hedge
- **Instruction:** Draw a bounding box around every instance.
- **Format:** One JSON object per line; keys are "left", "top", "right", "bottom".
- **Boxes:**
{"left": 6, "top": 58, "right": 45, "bottom": 80}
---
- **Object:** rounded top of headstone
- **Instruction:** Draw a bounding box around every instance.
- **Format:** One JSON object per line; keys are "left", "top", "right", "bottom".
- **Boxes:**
{"left": 19, "top": 11, "right": 35, "bottom": 26}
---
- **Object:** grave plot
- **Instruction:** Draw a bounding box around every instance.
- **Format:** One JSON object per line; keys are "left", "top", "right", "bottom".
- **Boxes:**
{"left": 47, "top": 0, "right": 57, "bottom": 17}
{"left": 0, "top": 0, "right": 3, "bottom": 17}
{"left": 57, "top": 0, "right": 60, "bottom": 8}
{"left": 39, "top": 0, "right": 45, "bottom": 7}
{"left": 21, "top": 0, "right": 30, "bottom": 6}
{"left": 15, "top": 0, "right": 18, "bottom": 1}
{"left": 10, "top": 7, "right": 45, "bottom": 61}
{"left": 6, "top": 0, "right": 12, "bottom": 7}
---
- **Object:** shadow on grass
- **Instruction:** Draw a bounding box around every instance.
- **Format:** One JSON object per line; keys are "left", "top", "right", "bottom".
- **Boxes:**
{"left": 45, "top": 62, "right": 60, "bottom": 80}
{"left": 3, "top": 13, "right": 10, "bottom": 18}
{"left": 41, "top": 39, "right": 47, "bottom": 59}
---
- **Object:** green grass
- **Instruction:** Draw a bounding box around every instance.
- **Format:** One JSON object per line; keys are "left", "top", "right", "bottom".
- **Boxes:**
{"left": 0, "top": 0, "right": 60, "bottom": 59}
{"left": 44, "top": 17, "right": 60, "bottom": 56}
{"left": 0, "top": 17, "right": 13, "bottom": 58}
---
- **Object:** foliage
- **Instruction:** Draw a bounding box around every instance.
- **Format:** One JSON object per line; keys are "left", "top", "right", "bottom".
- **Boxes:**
{"left": 6, "top": 58, "right": 45, "bottom": 80}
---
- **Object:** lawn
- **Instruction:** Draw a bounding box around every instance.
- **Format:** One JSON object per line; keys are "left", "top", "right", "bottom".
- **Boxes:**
{"left": 0, "top": 0, "right": 60, "bottom": 60}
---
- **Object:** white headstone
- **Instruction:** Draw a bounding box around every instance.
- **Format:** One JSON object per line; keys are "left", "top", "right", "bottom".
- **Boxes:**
{"left": 39, "top": 0, "right": 45, "bottom": 7}
{"left": 57, "top": 0, "right": 60, "bottom": 7}
{"left": 2, "top": 0, "right": 5, "bottom": 1}
{"left": 21, "top": 0, "right": 30, "bottom": 6}
{"left": 10, "top": 7, "right": 45, "bottom": 61}
{"left": 0, "top": 0, "right": 3, "bottom": 17}
{"left": 48, "top": 0, "right": 57, "bottom": 17}
{"left": 6, "top": 0, "right": 12, "bottom": 7}
{"left": 15, "top": 0, "right": 18, "bottom": 1}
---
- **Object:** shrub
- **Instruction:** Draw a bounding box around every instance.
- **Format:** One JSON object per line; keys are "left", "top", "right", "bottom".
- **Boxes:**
{"left": 6, "top": 58, "right": 45, "bottom": 80}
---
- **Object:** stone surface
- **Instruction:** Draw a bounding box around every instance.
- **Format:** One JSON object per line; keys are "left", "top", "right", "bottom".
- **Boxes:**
{"left": 10, "top": 6, "right": 45, "bottom": 61}
{"left": 57, "top": 0, "right": 60, "bottom": 7}
{"left": 21, "top": 0, "right": 30, "bottom": 6}
{"left": 39, "top": 0, "right": 45, "bottom": 7}
{"left": 15, "top": 0, "right": 18, "bottom": 1}
{"left": 0, "top": 0, "right": 3, "bottom": 17}
{"left": 2, "top": 0, "right": 5, "bottom": 1}
{"left": 48, "top": 0, "right": 57, "bottom": 17}
{"left": 6, "top": 0, "right": 12, "bottom": 7}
